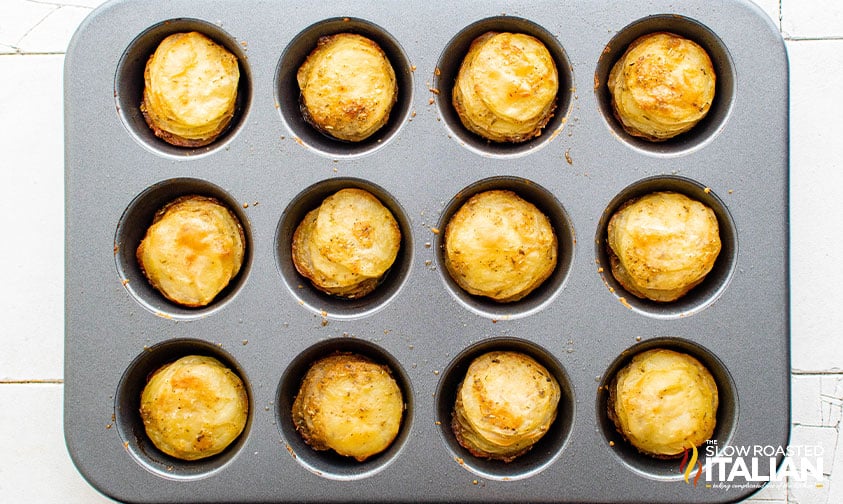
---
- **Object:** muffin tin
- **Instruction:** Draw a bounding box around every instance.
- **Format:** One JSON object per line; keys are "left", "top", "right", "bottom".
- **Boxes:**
{"left": 64, "top": 0, "right": 790, "bottom": 502}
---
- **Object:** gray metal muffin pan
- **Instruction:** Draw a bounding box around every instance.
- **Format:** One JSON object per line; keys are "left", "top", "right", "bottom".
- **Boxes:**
{"left": 63, "top": 0, "right": 789, "bottom": 502}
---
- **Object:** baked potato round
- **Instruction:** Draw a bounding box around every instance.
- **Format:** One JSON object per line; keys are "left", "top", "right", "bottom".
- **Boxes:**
{"left": 443, "top": 190, "right": 557, "bottom": 302}
{"left": 606, "top": 191, "right": 721, "bottom": 302}
{"left": 140, "top": 355, "right": 249, "bottom": 461}
{"left": 452, "top": 351, "right": 561, "bottom": 462}
{"left": 141, "top": 31, "right": 240, "bottom": 147}
{"left": 452, "top": 32, "right": 558, "bottom": 143}
{"left": 292, "top": 353, "right": 404, "bottom": 462}
{"left": 608, "top": 348, "right": 718, "bottom": 458}
{"left": 291, "top": 188, "right": 401, "bottom": 298}
{"left": 608, "top": 32, "right": 716, "bottom": 141}
{"left": 136, "top": 195, "right": 246, "bottom": 307}
{"left": 297, "top": 33, "right": 398, "bottom": 142}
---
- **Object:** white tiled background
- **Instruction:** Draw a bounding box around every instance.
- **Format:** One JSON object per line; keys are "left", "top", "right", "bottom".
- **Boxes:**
{"left": 1, "top": 0, "right": 841, "bottom": 502}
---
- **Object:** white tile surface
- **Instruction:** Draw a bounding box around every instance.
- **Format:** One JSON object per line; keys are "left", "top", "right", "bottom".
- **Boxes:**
{"left": 0, "top": 54, "right": 65, "bottom": 381}
{"left": 787, "top": 38, "right": 843, "bottom": 374}
{"left": 752, "top": 0, "right": 781, "bottom": 28}
{"left": 0, "top": 384, "right": 115, "bottom": 503}
{"left": 1, "top": 0, "right": 841, "bottom": 502}
{"left": 0, "top": 1, "right": 98, "bottom": 54}
{"left": 782, "top": 0, "right": 843, "bottom": 39}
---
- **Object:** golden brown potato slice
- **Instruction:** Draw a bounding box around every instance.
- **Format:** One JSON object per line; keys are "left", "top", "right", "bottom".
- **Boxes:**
{"left": 291, "top": 188, "right": 400, "bottom": 298}
{"left": 291, "top": 207, "right": 380, "bottom": 298}
{"left": 444, "top": 190, "right": 557, "bottom": 302}
{"left": 452, "top": 32, "right": 558, "bottom": 143}
{"left": 140, "top": 355, "right": 248, "bottom": 461}
{"left": 608, "top": 348, "right": 718, "bottom": 458}
{"left": 141, "top": 32, "right": 240, "bottom": 147}
{"left": 297, "top": 33, "right": 398, "bottom": 142}
{"left": 136, "top": 195, "right": 246, "bottom": 307}
{"left": 452, "top": 351, "right": 560, "bottom": 462}
{"left": 292, "top": 353, "right": 404, "bottom": 461}
{"left": 608, "top": 32, "right": 716, "bottom": 141}
{"left": 606, "top": 191, "right": 721, "bottom": 302}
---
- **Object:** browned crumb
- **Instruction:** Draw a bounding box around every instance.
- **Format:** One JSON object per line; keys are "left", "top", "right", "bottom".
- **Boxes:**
{"left": 565, "top": 149, "right": 573, "bottom": 165}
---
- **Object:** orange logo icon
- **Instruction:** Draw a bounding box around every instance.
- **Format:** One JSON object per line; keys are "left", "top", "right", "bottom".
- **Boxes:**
{"left": 680, "top": 445, "right": 704, "bottom": 486}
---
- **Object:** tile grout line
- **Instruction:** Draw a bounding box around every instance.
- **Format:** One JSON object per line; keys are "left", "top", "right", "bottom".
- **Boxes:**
{"left": 0, "top": 379, "right": 63, "bottom": 384}
{"left": 0, "top": 52, "right": 67, "bottom": 56}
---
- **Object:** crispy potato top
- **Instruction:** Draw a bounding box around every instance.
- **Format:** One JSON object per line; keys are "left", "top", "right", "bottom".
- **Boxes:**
{"left": 292, "top": 353, "right": 404, "bottom": 461}
{"left": 606, "top": 191, "right": 721, "bottom": 302}
{"left": 141, "top": 32, "right": 240, "bottom": 146}
{"left": 297, "top": 33, "right": 397, "bottom": 142}
{"left": 140, "top": 355, "right": 248, "bottom": 461}
{"left": 453, "top": 32, "right": 558, "bottom": 143}
{"left": 609, "top": 348, "right": 718, "bottom": 457}
{"left": 292, "top": 188, "right": 400, "bottom": 298}
{"left": 453, "top": 351, "right": 560, "bottom": 462}
{"left": 137, "top": 195, "right": 245, "bottom": 307}
{"left": 608, "top": 32, "right": 715, "bottom": 141}
{"left": 444, "top": 190, "right": 557, "bottom": 302}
